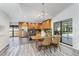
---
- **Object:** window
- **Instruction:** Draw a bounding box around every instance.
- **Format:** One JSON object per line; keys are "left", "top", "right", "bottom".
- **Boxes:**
{"left": 9, "top": 25, "right": 19, "bottom": 37}
{"left": 54, "top": 18, "right": 72, "bottom": 46}
{"left": 54, "top": 22, "right": 61, "bottom": 35}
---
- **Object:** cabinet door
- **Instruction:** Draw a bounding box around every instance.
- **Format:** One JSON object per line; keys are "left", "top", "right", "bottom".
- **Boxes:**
{"left": 42, "top": 19, "right": 51, "bottom": 29}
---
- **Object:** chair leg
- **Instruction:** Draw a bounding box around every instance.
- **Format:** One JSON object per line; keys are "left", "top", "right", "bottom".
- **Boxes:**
{"left": 59, "top": 45, "right": 61, "bottom": 52}
{"left": 41, "top": 46, "right": 45, "bottom": 54}
{"left": 42, "top": 46, "right": 47, "bottom": 54}
{"left": 36, "top": 42, "right": 37, "bottom": 48}
{"left": 37, "top": 45, "right": 42, "bottom": 51}
{"left": 54, "top": 47, "right": 56, "bottom": 52}
{"left": 49, "top": 46, "right": 52, "bottom": 53}
{"left": 53, "top": 45, "right": 57, "bottom": 52}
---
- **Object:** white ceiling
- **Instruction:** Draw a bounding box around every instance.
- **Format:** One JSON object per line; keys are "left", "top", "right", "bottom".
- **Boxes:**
{"left": 0, "top": 3, "right": 73, "bottom": 23}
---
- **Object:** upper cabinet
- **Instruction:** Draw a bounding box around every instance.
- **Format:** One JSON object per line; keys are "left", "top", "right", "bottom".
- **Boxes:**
{"left": 19, "top": 22, "right": 42, "bottom": 29}
{"left": 42, "top": 19, "right": 51, "bottom": 29}
{"left": 29, "top": 23, "right": 42, "bottom": 29}
{"left": 33, "top": 23, "right": 42, "bottom": 29}
{"left": 18, "top": 19, "right": 51, "bottom": 29}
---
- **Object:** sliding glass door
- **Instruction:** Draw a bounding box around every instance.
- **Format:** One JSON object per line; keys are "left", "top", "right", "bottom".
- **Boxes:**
{"left": 61, "top": 18, "right": 72, "bottom": 45}
{"left": 54, "top": 18, "right": 72, "bottom": 46}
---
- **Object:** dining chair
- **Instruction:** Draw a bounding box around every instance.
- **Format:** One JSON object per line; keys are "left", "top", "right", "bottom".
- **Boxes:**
{"left": 51, "top": 35, "right": 61, "bottom": 52}
{"left": 38, "top": 37, "right": 52, "bottom": 53}
{"left": 31, "top": 32, "right": 41, "bottom": 48}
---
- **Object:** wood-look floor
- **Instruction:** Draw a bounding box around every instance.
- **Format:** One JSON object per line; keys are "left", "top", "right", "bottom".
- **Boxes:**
{"left": 0, "top": 37, "right": 78, "bottom": 56}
